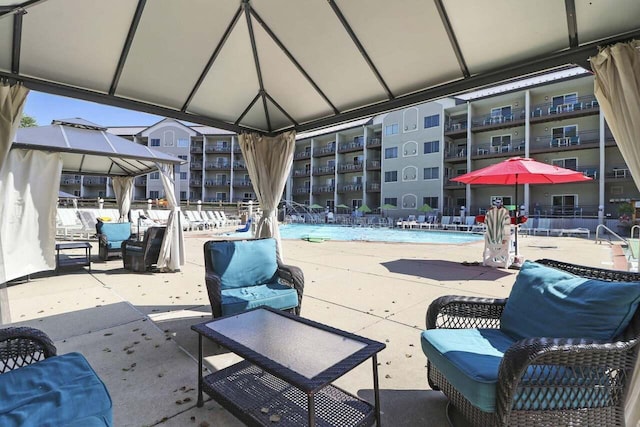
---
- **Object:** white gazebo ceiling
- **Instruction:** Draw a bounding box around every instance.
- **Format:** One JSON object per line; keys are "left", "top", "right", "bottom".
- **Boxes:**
{"left": 0, "top": 0, "right": 639, "bottom": 134}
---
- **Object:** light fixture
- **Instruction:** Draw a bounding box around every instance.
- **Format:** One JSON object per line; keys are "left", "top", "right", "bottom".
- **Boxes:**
{"left": 544, "top": 96, "right": 549, "bottom": 101}
{"left": 514, "top": 102, "right": 519, "bottom": 107}
{"left": 515, "top": 131, "right": 518, "bottom": 136}
{"left": 544, "top": 127, "right": 548, "bottom": 131}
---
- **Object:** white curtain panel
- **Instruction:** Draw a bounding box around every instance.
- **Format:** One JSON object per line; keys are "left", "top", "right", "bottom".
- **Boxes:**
{"left": 0, "top": 82, "right": 29, "bottom": 324}
{"left": 156, "top": 163, "right": 184, "bottom": 272}
{"left": 591, "top": 39, "right": 640, "bottom": 427}
{"left": 239, "top": 131, "right": 295, "bottom": 260}
{"left": 111, "top": 176, "right": 134, "bottom": 222}
{"left": 0, "top": 149, "right": 61, "bottom": 309}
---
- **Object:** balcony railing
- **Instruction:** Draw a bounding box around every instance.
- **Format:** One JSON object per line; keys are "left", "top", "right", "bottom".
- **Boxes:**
{"left": 293, "top": 187, "right": 310, "bottom": 194}
{"left": 204, "top": 179, "right": 228, "bottom": 187}
{"left": 313, "top": 166, "right": 335, "bottom": 175}
{"left": 61, "top": 178, "right": 81, "bottom": 185}
{"left": 294, "top": 150, "right": 311, "bottom": 160}
{"left": 473, "top": 138, "right": 525, "bottom": 156}
{"left": 189, "top": 179, "right": 201, "bottom": 186}
{"left": 312, "top": 185, "right": 335, "bottom": 194}
{"left": 338, "top": 183, "right": 363, "bottom": 193}
{"left": 445, "top": 147, "right": 468, "bottom": 159}
{"left": 233, "top": 162, "right": 247, "bottom": 169}
{"left": 191, "top": 162, "right": 203, "bottom": 170}
{"left": 293, "top": 169, "right": 310, "bottom": 177}
{"left": 367, "top": 137, "right": 382, "bottom": 147}
{"left": 366, "top": 160, "right": 381, "bottom": 170}
{"left": 444, "top": 178, "right": 465, "bottom": 187}
{"left": 313, "top": 146, "right": 336, "bottom": 157}
{"left": 530, "top": 95, "right": 598, "bottom": 118}
{"left": 606, "top": 167, "right": 632, "bottom": 179}
{"left": 205, "top": 162, "right": 230, "bottom": 170}
{"left": 135, "top": 178, "right": 147, "bottom": 185}
{"left": 205, "top": 145, "right": 231, "bottom": 153}
{"left": 84, "top": 178, "right": 107, "bottom": 186}
{"left": 444, "top": 121, "right": 468, "bottom": 133}
{"left": 338, "top": 140, "right": 364, "bottom": 153}
{"left": 366, "top": 182, "right": 380, "bottom": 192}
{"left": 338, "top": 163, "right": 363, "bottom": 173}
{"left": 190, "top": 146, "right": 203, "bottom": 153}
{"left": 233, "top": 180, "right": 252, "bottom": 187}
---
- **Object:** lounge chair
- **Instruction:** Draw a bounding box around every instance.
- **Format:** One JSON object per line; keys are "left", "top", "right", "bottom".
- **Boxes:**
{"left": 422, "top": 259, "right": 640, "bottom": 427}
{"left": 185, "top": 210, "right": 207, "bottom": 230}
{"left": 203, "top": 237, "right": 304, "bottom": 318}
{"left": 122, "top": 226, "right": 166, "bottom": 272}
{"left": 559, "top": 227, "right": 590, "bottom": 238}
{"left": 532, "top": 218, "right": 552, "bottom": 236}
{"left": 482, "top": 206, "right": 514, "bottom": 268}
{"left": 235, "top": 218, "right": 252, "bottom": 232}
{"left": 97, "top": 221, "right": 132, "bottom": 260}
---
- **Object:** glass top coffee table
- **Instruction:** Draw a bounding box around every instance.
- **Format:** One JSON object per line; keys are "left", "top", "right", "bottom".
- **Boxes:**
{"left": 191, "top": 307, "right": 386, "bottom": 426}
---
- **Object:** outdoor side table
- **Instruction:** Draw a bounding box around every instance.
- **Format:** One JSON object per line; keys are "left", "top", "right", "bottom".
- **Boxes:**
{"left": 191, "top": 307, "right": 386, "bottom": 427}
{"left": 55, "top": 242, "right": 92, "bottom": 274}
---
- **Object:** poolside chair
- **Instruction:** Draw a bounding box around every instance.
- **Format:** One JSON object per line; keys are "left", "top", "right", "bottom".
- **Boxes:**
{"left": 0, "top": 327, "right": 113, "bottom": 425}
{"left": 122, "top": 226, "right": 166, "bottom": 272}
{"left": 219, "top": 211, "right": 241, "bottom": 226}
{"left": 203, "top": 238, "right": 304, "bottom": 318}
{"left": 482, "top": 206, "right": 514, "bottom": 268}
{"left": 532, "top": 218, "right": 552, "bottom": 236}
{"left": 185, "top": 210, "right": 207, "bottom": 230}
{"left": 422, "top": 259, "right": 640, "bottom": 427}
{"left": 97, "top": 221, "right": 133, "bottom": 260}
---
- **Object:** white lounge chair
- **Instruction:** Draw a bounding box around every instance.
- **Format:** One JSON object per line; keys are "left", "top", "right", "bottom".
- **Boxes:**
{"left": 482, "top": 207, "right": 515, "bottom": 268}
{"left": 559, "top": 227, "right": 590, "bottom": 238}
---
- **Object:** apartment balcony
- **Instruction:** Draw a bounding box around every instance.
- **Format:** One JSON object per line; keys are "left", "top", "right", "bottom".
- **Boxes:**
{"left": 313, "top": 166, "right": 335, "bottom": 176}
{"left": 444, "top": 178, "right": 465, "bottom": 189}
{"left": 576, "top": 165, "right": 599, "bottom": 179}
{"left": 338, "top": 140, "right": 364, "bottom": 153}
{"left": 190, "top": 162, "right": 203, "bottom": 170}
{"left": 444, "top": 147, "right": 468, "bottom": 160}
{"left": 135, "top": 177, "right": 147, "bottom": 186}
{"left": 366, "top": 182, "right": 380, "bottom": 192}
{"left": 204, "top": 179, "right": 228, "bottom": 187}
{"left": 366, "top": 137, "right": 381, "bottom": 148}
{"left": 233, "top": 162, "right": 247, "bottom": 170}
{"left": 444, "top": 121, "right": 468, "bottom": 136}
{"left": 205, "top": 162, "right": 230, "bottom": 170}
{"left": 205, "top": 145, "right": 231, "bottom": 153}
{"left": 292, "top": 169, "right": 310, "bottom": 177}
{"left": 190, "top": 146, "right": 203, "bottom": 153}
{"left": 472, "top": 138, "right": 526, "bottom": 157}
{"left": 606, "top": 167, "right": 632, "bottom": 180}
{"left": 337, "top": 183, "right": 363, "bottom": 193}
{"left": 530, "top": 95, "right": 599, "bottom": 122}
{"left": 61, "top": 178, "right": 81, "bottom": 185}
{"left": 233, "top": 180, "right": 252, "bottom": 188}
{"left": 471, "top": 110, "right": 526, "bottom": 131}
{"left": 84, "top": 177, "right": 108, "bottom": 186}
{"left": 293, "top": 187, "right": 310, "bottom": 195}
{"left": 313, "top": 146, "right": 336, "bottom": 157}
{"left": 189, "top": 179, "right": 202, "bottom": 186}
{"left": 233, "top": 145, "right": 242, "bottom": 153}
{"left": 366, "top": 160, "right": 381, "bottom": 170}
{"left": 294, "top": 150, "right": 311, "bottom": 160}
{"left": 337, "top": 163, "right": 363, "bottom": 173}
{"left": 311, "top": 185, "right": 335, "bottom": 194}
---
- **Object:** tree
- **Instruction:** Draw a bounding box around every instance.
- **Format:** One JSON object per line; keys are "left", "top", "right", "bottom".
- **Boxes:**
{"left": 20, "top": 114, "right": 37, "bottom": 128}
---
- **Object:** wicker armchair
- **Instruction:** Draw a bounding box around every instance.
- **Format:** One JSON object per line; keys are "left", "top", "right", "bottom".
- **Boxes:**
{"left": 0, "top": 327, "right": 57, "bottom": 373}
{"left": 423, "top": 259, "right": 640, "bottom": 427}
{"left": 97, "top": 221, "right": 132, "bottom": 260}
{"left": 122, "top": 226, "right": 166, "bottom": 272}
{"left": 204, "top": 238, "right": 304, "bottom": 318}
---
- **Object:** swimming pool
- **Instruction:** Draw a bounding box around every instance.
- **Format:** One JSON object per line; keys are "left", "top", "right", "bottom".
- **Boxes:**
{"left": 229, "top": 223, "right": 483, "bottom": 244}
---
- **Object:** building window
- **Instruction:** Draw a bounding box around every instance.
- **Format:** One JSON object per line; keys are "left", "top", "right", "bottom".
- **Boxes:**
{"left": 150, "top": 172, "right": 159, "bottom": 180}
{"left": 150, "top": 138, "right": 160, "bottom": 147}
{"left": 179, "top": 191, "right": 187, "bottom": 200}
{"left": 491, "top": 105, "right": 512, "bottom": 118}
{"left": 179, "top": 172, "right": 187, "bottom": 180}
{"left": 384, "top": 147, "right": 398, "bottom": 159}
{"left": 384, "top": 171, "right": 398, "bottom": 182}
{"left": 216, "top": 192, "right": 227, "bottom": 201}
{"left": 423, "top": 140, "right": 439, "bottom": 154}
{"left": 552, "top": 194, "right": 577, "bottom": 215}
{"left": 423, "top": 167, "right": 439, "bottom": 180}
{"left": 423, "top": 196, "right": 438, "bottom": 209}
{"left": 552, "top": 125, "right": 578, "bottom": 139}
{"left": 352, "top": 199, "right": 362, "bottom": 210}
{"left": 423, "top": 114, "right": 440, "bottom": 129}
{"left": 552, "top": 157, "right": 578, "bottom": 170}
{"left": 384, "top": 197, "right": 397, "bottom": 206}
{"left": 177, "top": 138, "right": 189, "bottom": 147}
{"left": 384, "top": 123, "right": 399, "bottom": 136}
{"left": 491, "top": 135, "right": 512, "bottom": 150}
{"left": 552, "top": 93, "right": 578, "bottom": 107}
{"left": 490, "top": 196, "right": 512, "bottom": 207}
{"left": 149, "top": 190, "right": 159, "bottom": 199}
{"left": 178, "top": 155, "right": 187, "bottom": 161}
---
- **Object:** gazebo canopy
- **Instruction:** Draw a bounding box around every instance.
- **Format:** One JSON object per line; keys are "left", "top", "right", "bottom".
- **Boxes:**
{"left": 12, "top": 118, "right": 184, "bottom": 177}
{"left": 0, "top": 1, "right": 639, "bottom": 134}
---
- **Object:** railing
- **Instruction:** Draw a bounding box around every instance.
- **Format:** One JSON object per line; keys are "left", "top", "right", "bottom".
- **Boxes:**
{"left": 294, "top": 151, "right": 311, "bottom": 159}
{"left": 313, "top": 166, "right": 335, "bottom": 175}
{"left": 471, "top": 110, "right": 526, "bottom": 127}
{"left": 233, "top": 180, "right": 252, "bottom": 187}
{"left": 473, "top": 138, "right": 525, "bottom": 156}
{"left": 595, "top": 224, "right": 627, "bottom": 245}
{"left": 293, "top": 187, "right": 310, "bottom": 194}
{"left": 190, "top": 146, "right": 203, "bottom": 153}
{"left": 531, "top": 95, "right": 598, "bottom": 118}
{"left": 606, "top": 167, "right": 632, "bottom": 179}
{"left": 189, "top": 179, "right": 201, "bottom": 186}
{"left": 205, "top": 145, "right": 231, "bottom": 153}
{"left": 444, "top": 121, "right": 468, "bottom": 132}
{"left": 337, "top": 163, "right": 363, "bottom": 173}
{"left": 312, "top": 185, "right": 335, "bottom": 194}
{"left": 366, "top": 160, "right": 381, "bottom": 170}
{"left": 338, "top": 140, "right": 364, "bottom": 152}
{"left": 204, "top": 180, "right": 228, "bottom": 187}
{"left": 190, "top": 163, "right": 202, "bottom": 170}
{"left": 62, "top": 179, "right": 81, "bottom": 184}
{"left": 367, "top": 137, "right": 382, "bottom": 147}
{"left": 205, "top": 162, "right": 230, "bottom": 170}
{"left": 338, "top": 183, "right": 363, "bottom": 193}
{"left": 84, "top": 178, "right": 107, "bottom": 185}
{"left": 135, "top": 178, "right": 147, "bottom": 185}
{"left": 313, "top": 146, "right": 336, "bottom": 157}
{"left": 292, "top": 169, "right": 310, "bottom": 177}
{"left": 233, "top": 162, "right": 247, "bottom": 169}
{"left": 366, "top": 182, "right": 380, "bottom": 192}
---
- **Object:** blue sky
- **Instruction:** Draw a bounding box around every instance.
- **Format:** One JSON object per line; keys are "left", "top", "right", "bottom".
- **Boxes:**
{"left": 23, "top": 91, "right": 163, "bottom": 127}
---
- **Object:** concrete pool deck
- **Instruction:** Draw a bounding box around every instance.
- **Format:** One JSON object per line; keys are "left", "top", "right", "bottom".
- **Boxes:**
{"left": 4, "top": 230, "right": 615, "bottom": 426}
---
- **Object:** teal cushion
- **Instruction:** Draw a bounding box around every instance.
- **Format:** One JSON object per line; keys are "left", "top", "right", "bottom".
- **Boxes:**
{"left": 421, "top": 328, "right": 516, "bottom": 412}
{"left": 101, "top": 223, "right": 131, "bottom": 242}
{"left": 0, "top": 352, "right": 112, "bottom": 427}
{"left": 501, "top": 261, "right": 640, "bottom": 341}
{"left": 209, "top": 239, "right": 278, "bottom": 290}
{"left": 221, "top": 283, "right": 299, "bottom": 316}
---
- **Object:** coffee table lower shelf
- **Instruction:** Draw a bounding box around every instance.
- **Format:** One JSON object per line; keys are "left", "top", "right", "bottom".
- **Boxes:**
{"left": 203, "top": 360, "right": 375, "bottom": 427}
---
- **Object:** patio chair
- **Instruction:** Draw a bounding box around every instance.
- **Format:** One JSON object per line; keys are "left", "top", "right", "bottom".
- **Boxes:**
{"left": 203, "top": 238, "right": 304, "bottom": 318}
{"left": 482, "top": 206, "right": 514, "bottom": 268}
{"left": 97, "top": 221, "right": 133, "bottom": 260}
{"left": 421, "top": 259, "right": 640, "bottom": 427}
{"left": 122, "top": 226, "right": 166, "bottom": 272}
{"left": 0, "top": 327, "right": 112, "bottom": 425}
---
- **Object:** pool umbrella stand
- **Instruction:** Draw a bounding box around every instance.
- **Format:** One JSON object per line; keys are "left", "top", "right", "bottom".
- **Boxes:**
{"left": 452, "top": 157, "right": 591, "bottom": 256}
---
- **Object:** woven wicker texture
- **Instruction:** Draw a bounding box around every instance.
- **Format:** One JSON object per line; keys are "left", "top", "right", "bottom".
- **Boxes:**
{"left": 426, "top": 259, "right": 640, "bottom": 427}
{"left": 0, "top": 327, "right": 57, "bottom": 373}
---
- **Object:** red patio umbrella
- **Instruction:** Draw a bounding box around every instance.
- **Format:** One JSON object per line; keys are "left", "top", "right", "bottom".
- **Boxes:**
{"left": 452, "top": 157, "right": 592, "bottom": 255}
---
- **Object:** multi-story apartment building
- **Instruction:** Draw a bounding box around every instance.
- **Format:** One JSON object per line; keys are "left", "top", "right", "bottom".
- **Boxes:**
{"left": 58, "top": 74, "right": 638, "bottom": 224}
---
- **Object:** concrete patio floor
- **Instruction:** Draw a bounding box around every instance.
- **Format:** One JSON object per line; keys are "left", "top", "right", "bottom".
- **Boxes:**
{"left": 5, "top": 230, "right": 616, "bottom": 426}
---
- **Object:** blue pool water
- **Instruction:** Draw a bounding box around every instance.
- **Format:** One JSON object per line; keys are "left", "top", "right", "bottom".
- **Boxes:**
{"left": 229, "top": 223, "right": 483, "bottom": 244}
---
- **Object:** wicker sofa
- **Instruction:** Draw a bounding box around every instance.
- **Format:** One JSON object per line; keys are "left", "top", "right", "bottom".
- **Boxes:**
{"left": 422, "top": 259, "right": 640, "bottom": 426}
{"left": 0, "top": 327, "right": 112, "bottom": 426}
{"left": 203, "top": 238, "right": 304, "bottom": 318}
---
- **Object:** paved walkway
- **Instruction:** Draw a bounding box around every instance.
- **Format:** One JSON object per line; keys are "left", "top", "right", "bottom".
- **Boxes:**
{"left": 5, "top": 231, "right": 613, "bottom": 426}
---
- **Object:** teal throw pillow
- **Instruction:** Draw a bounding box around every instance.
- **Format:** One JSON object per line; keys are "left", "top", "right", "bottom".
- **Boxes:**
{"left": 501, "top": 261, "right": 640, "bottom": 341}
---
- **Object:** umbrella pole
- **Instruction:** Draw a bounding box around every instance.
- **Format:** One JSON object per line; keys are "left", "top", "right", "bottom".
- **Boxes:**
{"left": 514, "top": 179, "right": 519, "bottom": 256}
